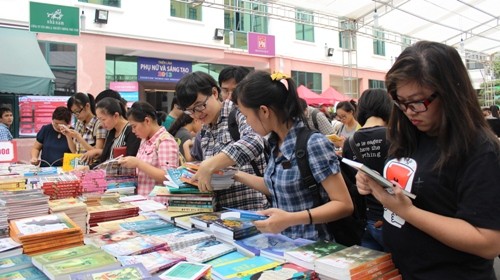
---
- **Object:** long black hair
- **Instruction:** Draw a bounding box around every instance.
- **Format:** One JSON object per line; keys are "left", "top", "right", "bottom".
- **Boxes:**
{"left": 168, "top": 113, "right": 194, "bottom": 136}
{"left": 67, "top": 92, "right": 97, "bottom": 115}
{"left": 96, "top": 97, "right": 127, "bottom": 119}
{"left": 127, "top": 101, "right": 166, "bottom": 125}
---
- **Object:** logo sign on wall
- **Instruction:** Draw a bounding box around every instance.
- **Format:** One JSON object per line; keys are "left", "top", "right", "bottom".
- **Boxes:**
{"left": 110, "top": 82, "right": 139, "bottom": 108}
{"left": 0, "top": 141, "right": 18, "bottom": 163}
{"left": 30, "top": 2, "right": 80, "bottom": 36}
{"left": 248, "top": 32, "right": 275, "bottom": 57}
{"left": 137, "top": 57, "right": 192, "bottom": 83}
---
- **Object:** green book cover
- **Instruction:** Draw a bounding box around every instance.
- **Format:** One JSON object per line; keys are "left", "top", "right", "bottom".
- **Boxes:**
{"left": 0, "top": 254, "right": 32, "bottom": 274}
{"left": 159, "top": 262, "right": 211, "bottom": 280}
{"left": 32, "top": 245, "right": 100, "bottom": 269}
{"left": 44, "top": 251, "right": 120, "bottom": 277}
{"left": 0, "top": 266, "right": 48, "bottom": 280}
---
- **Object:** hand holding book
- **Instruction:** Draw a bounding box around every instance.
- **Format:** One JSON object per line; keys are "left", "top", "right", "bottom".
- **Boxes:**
{"left": 341, "top": 158, "right": 416, "bottom": 199}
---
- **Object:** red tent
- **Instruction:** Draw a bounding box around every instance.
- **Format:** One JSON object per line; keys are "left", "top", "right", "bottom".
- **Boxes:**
{"left": 321, "top": 87, "right": 350, "bottom": 103}
{"left": 297, "top": 85, "right": 333, "bottom": 105}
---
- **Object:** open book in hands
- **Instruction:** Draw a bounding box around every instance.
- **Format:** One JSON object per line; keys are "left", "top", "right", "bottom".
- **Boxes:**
{"left": 341, "top": 157, "right": 416, "bottom": 199}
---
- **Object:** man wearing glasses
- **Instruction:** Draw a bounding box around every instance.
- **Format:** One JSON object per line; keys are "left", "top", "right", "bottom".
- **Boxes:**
{"left": 176, "top": 71, "right": 268, "bottom": 212}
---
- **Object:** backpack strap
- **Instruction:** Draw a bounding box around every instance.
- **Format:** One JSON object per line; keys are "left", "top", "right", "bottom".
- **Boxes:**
{"left": 295, "top": 127, "right": 322, "bottom": 205}
{"left": 311, "top": 109, "right": 320, "bottom": 130}
{"left": 348, "top": 134, "right": 364, "bottom": 163}
{"left": 227, "top": 108, "right": 264, "bottom": 177}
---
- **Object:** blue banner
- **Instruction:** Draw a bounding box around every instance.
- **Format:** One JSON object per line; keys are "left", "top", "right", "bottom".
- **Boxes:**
{"left": 137, "top": 57, "right": 192, "bottom": 82}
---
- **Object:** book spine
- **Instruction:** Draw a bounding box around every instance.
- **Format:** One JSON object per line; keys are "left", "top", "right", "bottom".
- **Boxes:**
{"left": 167, "top": 206, "right": 214, "bottom": 213}
{"left": 352, "top": 260, "right": 394, "bottom": 280}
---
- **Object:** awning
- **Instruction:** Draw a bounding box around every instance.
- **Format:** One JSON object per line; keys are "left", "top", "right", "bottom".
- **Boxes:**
{"left": 0, "top": 28, "right": 55, "bottom": 95}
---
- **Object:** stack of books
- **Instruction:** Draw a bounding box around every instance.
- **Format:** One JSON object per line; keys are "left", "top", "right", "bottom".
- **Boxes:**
{"left": 0, "top": 254, "right": 48, "bottom": 279}
{"left": 0, "top": 174, "right": 26, "bottom": 191}
{"left": 155, "top": 228, "right": 214, "bottom": 251}
{"left": 188, "top": 212, "right": 221, "bottom": 230}
{"left": 179, "top": 162, "right": 237, "bottom": 190}
{"left": 72, "top": 169, "right": 108, "bottom": 194}
{"left": 39, "top": 174, "right": 81, "bottom": 200}
{"left": 129, "top": 199, "right": 167, "bottom": 213}
{"left": 209, "top": 217, "right": 259, "bottom": 244}
{"left": 9, "top": 213, "right": 83, "bottom": 255}
{"left": 32, "top": 244, "right": 121, "bottom": 279}
{"left": 104, "top": 176, "right": 137, "bottom": 195}
{"left": 284, "top": 240, "right": 347, "bottom": 270}
{"left": 206, "top": 251, "right": 281, "bottom": 280}
{"left": 0, "top": 204, "right": 7, "bottom": 238}
{"left": 86, "top": 203, "right": 140, "bottom": 229}
{"left": 314, "top": 245, "right": 397, "bottom": 280}
{"left": 79, "top": 192, "right": 120, "bottom": 207}
{"left": 0, "top": 189, "right": 49, "bottom": 221}
{"left": 48, "top": 198, "right": 88, "bottom": 234}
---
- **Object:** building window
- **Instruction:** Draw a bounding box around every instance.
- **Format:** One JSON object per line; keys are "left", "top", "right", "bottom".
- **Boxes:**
{"left": 78, "top": 0, "right": 120, "bottom": 8}
{"left": 171, "top": 0, "right": 202, "bottom": 21}
{"left": 369, "top": 79, "right": 385, "bottom": 89}
{"left": 339, "top": 20, "right": 356, "bottom": 50}
{"left": 296, "top": 9, "right": 314, "bottom": 42}
{"left": 373, "top": 29, "right": 385, "bottom": 56}
{"left": 291, "top": 71, "right": 322, "bottom": 93}
{"left": 106, "top": 55, "right": 138, "bottom": 89}
{"left": 224, "top": 0, "right": 268, "bottom": 49}
{"left": 38, "top": 41, "right": 77, "bottom": 96}
{"left": 401, "top": 36, "right": 412, "bottom": 52}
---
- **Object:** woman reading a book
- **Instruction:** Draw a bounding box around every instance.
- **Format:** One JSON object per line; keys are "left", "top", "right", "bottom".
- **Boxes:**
{"left": 60, "top": 92, "right": 107, "bottom": 164}
{"left": 118, "top": 101, "right": 179, "bottom": 203}
{"left": 355, "top": 41, "right": 500, "bottom": 279}
{"left": 231, "top": 71, "right": 353, "bottom": 240}
{"left": 87, "top": 97, "right": 141, "bottom": 173}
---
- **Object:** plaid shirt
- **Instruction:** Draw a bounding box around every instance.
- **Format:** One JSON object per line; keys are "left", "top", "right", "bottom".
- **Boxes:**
{"left": 306, "top": 107, "right": 335, "bottom": 135}
{"left": 136, "top": 127, "right": 179, "bottom": 204}
{"left": 265, "top": 121, "right": 341, "bottom": 240}
{"left": 201, "top": 100, "right": 268, "bottom": 211}
{"left": 73, "top": 116, "right": 107, "bottom": 154}
{"left": 0, "top": 123, "right": 12, "bottom": 141}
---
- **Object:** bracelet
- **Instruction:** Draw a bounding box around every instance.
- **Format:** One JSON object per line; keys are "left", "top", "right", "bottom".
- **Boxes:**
{"left": 306, "top": 209, "right": 313, "bottom": 225}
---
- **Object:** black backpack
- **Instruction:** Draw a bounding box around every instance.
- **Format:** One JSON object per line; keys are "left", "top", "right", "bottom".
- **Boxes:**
{"left": 295, "top": 126, "right": 366, "bottom": 246}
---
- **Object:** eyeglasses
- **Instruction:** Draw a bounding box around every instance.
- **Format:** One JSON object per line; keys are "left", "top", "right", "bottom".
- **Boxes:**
{"left": 72, "top": 107, "right": 84, "bottom": 116}
{"left": 393, "top": 92, "right": 438, "bottom": 113}
{"left": 183, "top": 95, "right": 210, "bottom": 115}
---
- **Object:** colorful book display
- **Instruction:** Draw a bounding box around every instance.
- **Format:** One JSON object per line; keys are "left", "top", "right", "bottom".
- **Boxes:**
{"left": 175, "top": 239, "right": 236, "bottom": 263}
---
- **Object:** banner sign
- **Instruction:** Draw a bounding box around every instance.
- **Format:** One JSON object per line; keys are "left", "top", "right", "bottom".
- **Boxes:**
{"left": 110, "top": 82, "right": 139, "bottom": 107}
{"left": 0, "top": 141, "right": 18, "bottom": 163}
{"left": 137, "top": 57, "right": 192, "bottom": 82}
{"left": 248, "top": 32, "right": 275, "bottom": 57}
{"left": 30, "top": 2, "right": 80, "bottom": 36}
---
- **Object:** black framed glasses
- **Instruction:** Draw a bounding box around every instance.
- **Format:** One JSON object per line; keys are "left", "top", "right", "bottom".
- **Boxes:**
{"left": 71, "top": 107, "right": 84, "bottom": 116}
{"left": 183, "top": 95, "right": 210, "bottom": 115}
{"left": 393, "top": 92, "right": 438, "bottom": 113}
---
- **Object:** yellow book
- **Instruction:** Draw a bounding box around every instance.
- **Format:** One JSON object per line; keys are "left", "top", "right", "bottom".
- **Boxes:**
{"left": 62, "top": 153, "right": 84, "bottom": 171}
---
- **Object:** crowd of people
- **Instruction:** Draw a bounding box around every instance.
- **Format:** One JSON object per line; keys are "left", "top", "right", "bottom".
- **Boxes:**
{"left": 1, "top": 41, "right": 499, "bottom": 279}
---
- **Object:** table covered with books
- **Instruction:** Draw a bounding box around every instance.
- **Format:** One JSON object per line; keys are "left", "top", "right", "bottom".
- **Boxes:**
{"left": 0, "top": 162, "right": 402, "bottom": 280}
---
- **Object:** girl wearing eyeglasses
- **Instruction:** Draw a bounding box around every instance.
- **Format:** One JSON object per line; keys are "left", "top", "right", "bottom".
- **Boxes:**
{"left": 356, "top": 41, "right": 500, "bottom": 279}
{"left": 61, "top": 92, "right": 107, "bottom": 164}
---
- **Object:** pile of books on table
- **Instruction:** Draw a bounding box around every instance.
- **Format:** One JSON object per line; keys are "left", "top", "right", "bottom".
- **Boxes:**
{"left": 0, "top": 189, "right": 49, "bottom": 221}
{"left": 49, "top": 198, "right": 88, "bottom": 234}
{"left": 39, "top": 174, "right": 81, "bottom": 200}
{"left": 9, "top": 213, "right": 83, "bottom": 255}
{"left": 86, "top": 203, "right": 140, "bottom": 230}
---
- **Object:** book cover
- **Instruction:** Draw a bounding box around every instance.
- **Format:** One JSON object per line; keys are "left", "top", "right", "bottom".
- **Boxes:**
{"left": 9, "top": 213, "right": 80, "bottom": 242}
{"left": 174, "top": 215, "right": 195, "bottom": 230}
{"left": 341, "top": 158, "right": 416, "bottom": 199}
{"left": 32, "top": 244, "right": 101, "bottom": 269}
{"left": 189, "top": 212, "right": 221, "bottom": 229}
{"left": 117, "top": 250, "right": 186, "bottom": 274}
{"left": 119, "top": 219, "right": 172, "bottom": 232}
{"left": 83, "top": 230, "right": 140, "bottom": 247}
{"left": 69, "top": 263, "right": 151, "bottom": 280}
{"left": 158, "top": 261, "right": 211, "bottom": 280}
{"left": 314, "top": 245, "right": 392, "bottom": 277}
{"left": 209, "top": 218, "right": 259, "bottom": 239}
{"left": 0, "top": 266, "right": 48, "bottom": 280}
{"left": 175, "top": 239, "right": 236, "bottom": 263}
{"left": 0, "top": 254, "right": 32, "bottom": 274}
{"left": 157, "top": 210, "right": 201, "bottom": 223}
{"left": 155, "top": 228, "right": 213, "bottom": 251}
{"left": 101, "top": 236, "right": 167, "bottom": 257}
{"left": 221, "top": 208, "right": 268, "bottom": 221}
{"left": 240, "top": 262, "right": 318, "bottom": 280}
{"left": 205, "top": 251, "right": 249, "bottom": 268}
{"left": 43, "top": 251, "right": 121, "bottom": 279}
{"left": 235, "top": 233, "right": 314, "bottom": 261}
{"left": 62, "top": 153, "right": 85, "bottom": 171}
{"left": 283, "top": 240, "right": 347, "bottom": 270}
{"left": 211, "top": 256, "right": 281, "bottom": 280}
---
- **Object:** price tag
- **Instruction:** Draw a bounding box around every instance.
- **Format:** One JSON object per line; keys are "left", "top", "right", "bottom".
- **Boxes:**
{"left": 0, "top": 141, "right": 18, "bottom": 163}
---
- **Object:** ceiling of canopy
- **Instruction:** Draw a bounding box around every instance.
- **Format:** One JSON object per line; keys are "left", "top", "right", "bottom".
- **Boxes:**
{"left": 273, "top": 0, "right": 500, "bottom": 57}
